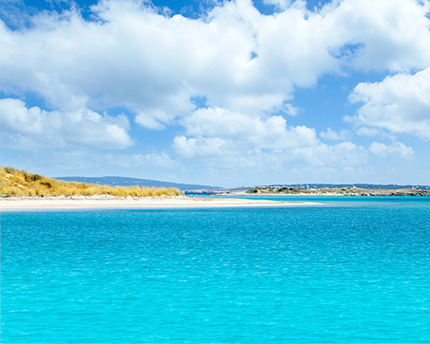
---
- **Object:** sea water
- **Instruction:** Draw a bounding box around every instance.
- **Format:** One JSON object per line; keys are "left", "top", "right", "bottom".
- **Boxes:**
{"left": 1, "top": 196, "right": 429, "bottom": 343}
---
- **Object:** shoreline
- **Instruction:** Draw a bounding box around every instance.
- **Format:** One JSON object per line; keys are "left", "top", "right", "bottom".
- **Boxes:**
{"left": 220, "top": 192, "right": 350, "bottom": 196}
{"left": 220, "top": 191, "right": 430, "bottom": 196}
{"left": 0, "top": 195, "right": 316, "bottom": 211}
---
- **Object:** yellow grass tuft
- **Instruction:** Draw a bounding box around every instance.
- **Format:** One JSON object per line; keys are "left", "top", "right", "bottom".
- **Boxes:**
{"left": 0, "top": 167, "right": 182, "bottom": 197}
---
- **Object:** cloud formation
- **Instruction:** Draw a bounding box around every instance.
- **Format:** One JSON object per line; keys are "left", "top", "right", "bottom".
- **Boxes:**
{"left": 0, "top": 98, "right": 133, "bottom": 149}
{"left": 180, "top": 107, "right": 319, "bottom": 149}
{"left": 325, "top": 0, "right": 430, "bottom": 72}
{"left": 0, "top": 0, "right": 429, "bottom": 183}
{"left": 173, "top": 107, "right": 367, "bottom": 169}
{"left": 320, "top": 128, "right": 351, "bottom": 141}
{"left": 369, "top": 142, "right": 415, "bottom": 161}
{"left": 347, "top": 67, "right": 430, "bottom": 139}
{"left": 2, "top": 0, "right": 429, "bottom": 127}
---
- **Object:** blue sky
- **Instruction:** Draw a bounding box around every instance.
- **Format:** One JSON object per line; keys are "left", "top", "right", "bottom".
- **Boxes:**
{"left": 1, "top": 0, "right": 429, "bottom": 187}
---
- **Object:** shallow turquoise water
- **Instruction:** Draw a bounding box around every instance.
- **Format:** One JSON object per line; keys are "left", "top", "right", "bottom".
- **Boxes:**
{"left": 2, "top": 197, "right": 430, "bottom": 342}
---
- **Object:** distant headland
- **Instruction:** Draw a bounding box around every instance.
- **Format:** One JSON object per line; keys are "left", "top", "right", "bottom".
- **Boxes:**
{"left": 244, "top": 185, "right": 430, "bottom": 196}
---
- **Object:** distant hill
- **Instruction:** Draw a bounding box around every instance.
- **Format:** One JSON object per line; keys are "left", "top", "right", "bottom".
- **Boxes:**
{"left": 0, "top": 167, "right": 181, "bottom": 197}
{"left": 55, "top": 176, "right": 219, "bottom": 191}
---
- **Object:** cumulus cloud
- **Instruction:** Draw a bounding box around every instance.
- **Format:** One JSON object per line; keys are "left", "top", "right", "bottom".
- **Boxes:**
{"left": 174, "top": 106, "right": 320, "bottom": 159}
{"left": 283, "top": 141, "right": 368, "bottom": 166}
{"left": 174, "top": 138, "right": 368, "bottom": 170}
{"left": 347, "top": 67, "right": 430, "bottom": 139}
{"left": 369, "top": 142, "right": 415, "bottom": 161}
{"left": 1, "top": 0, "right": 429, "bottom": 181}
{"left": 355, "top": 127, "right": 386, "bottom": 137}
{"left": 320, "top": 127, "right": 351, "bottom": 140}
{"left": 173, "top": 106, "right": 367, "bottom": 168}
{"left": 180, "top": 107, "right": 319, "bottom": 149}
{"left": 1, "top": 0, "right": 428, "bottom": 128}
{"left": 325, "top": 0, "right": 430, "bottom": 72}
{"left": 173, "top": 136, "right": 229, "bottom": 158}
{"left": 0, "top": 98, "right": 133, "bottom": 149}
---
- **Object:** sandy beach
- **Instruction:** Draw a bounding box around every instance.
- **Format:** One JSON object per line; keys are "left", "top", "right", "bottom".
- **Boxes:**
{"left": 0, "top": 195, "right": 314, "bottom": 211}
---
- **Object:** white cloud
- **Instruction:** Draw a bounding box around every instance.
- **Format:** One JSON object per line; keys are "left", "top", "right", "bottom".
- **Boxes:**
{"left": 135, "top": 111, "right": 170, "bottom": 130}
{"left": 355, "top": 127, "right": 386, "bottom": 137}
{"left": 320, "top": 127, "right": 351, "bottom": 140}
{"left": 104, "top": 152, "right": 177, "bottom": 168}
{"left": 369, "top": 142, "right": 415, "bottom": 161}
{"left": 176, "top": 140, "right": 368, "bottom": 171}
{"left": 347, "top": 67, "right": 430, "bottom": 139}
{"left": 174, "top": 106, "right": 367, "bottom": 169}
{"left": 283, "top": 141, "right": 367, "bottom": 167}
{"left": 173, "top": 136, "right": 228, "bottom": 158}
{"left": 325, "top": 0, "right": 430, "bottom": 72}
{"left": 180, "top": 107, "right": 319, "bottom": 149}
{"left": 1, "top": 0, "right": 429, "bottom": 183}
{"left": 283, "top": 103, "right": 300, "bottom": 116}
{"left": 2, "top": 0, "right": 428, "bottom": 129}
{"left": 0, "top": 98, "right": 133, "bottom": 149}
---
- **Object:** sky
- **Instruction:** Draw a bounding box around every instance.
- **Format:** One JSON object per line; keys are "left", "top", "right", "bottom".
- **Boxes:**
{"left": 0, "top": 0, "right": 429, "bottom": 187}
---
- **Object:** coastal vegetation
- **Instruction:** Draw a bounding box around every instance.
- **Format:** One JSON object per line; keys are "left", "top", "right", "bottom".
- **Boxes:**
{"left": 246, "top": 186, "right": 430, "bottom": 196}
{"left": 0, "top": 167, "right": 182, "bottom": 197}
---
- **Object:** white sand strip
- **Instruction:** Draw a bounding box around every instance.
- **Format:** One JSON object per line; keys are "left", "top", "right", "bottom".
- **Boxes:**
{"left": 0, "top": 195, "right": 315, "bottom": 211}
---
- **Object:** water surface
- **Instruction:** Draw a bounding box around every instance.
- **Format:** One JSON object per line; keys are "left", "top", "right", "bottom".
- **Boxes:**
{"left": 2, "top": 196, "right": 429, "bottom": 342}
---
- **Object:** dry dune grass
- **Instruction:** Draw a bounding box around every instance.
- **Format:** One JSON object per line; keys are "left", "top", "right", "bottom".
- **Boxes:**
{"left": 0, "top": 167, "right": 182, "bottom": 197}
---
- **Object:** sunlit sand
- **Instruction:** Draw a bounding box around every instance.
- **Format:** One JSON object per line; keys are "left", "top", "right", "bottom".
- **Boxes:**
{"left": 0, "top": 195, "right": 316, "bottom": 211}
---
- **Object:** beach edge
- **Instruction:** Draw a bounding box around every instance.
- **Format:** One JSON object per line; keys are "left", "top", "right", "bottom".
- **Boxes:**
{"left": 0, "top": 196, "right": 317, "bottom": 211}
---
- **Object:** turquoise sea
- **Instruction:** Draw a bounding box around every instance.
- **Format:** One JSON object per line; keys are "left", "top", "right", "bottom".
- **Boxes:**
{"left": 2, "top": 196, "right": 430, "bottom": 343}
